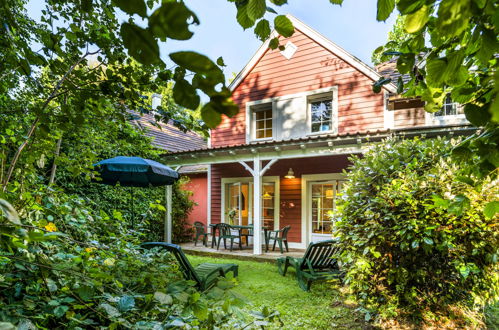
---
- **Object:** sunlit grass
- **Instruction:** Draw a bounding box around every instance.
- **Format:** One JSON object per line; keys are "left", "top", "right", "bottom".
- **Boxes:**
{"left": 189, "top": 255, "right": 363, "bottom": 329}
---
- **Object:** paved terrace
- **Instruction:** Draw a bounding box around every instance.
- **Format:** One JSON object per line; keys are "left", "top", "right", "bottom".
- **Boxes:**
{"left": 180, "top": 241, "right": 305, "bottom": 263}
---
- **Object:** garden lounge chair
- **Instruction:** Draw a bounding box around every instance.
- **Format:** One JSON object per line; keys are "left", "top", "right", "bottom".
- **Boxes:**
{"left": 217, "top": 223, "right": 242, "bottom": 251}
{"left": 266, "top": 225, "right": 291, "bottom": 253}
{"left": 276, "top": 239, "right": 342, "bottom": 291}
{"left": 141, "top": 242, "right": 238, "bottom": 291}
{"left": 193, "top": 221, "right": 208, "bottom": 247}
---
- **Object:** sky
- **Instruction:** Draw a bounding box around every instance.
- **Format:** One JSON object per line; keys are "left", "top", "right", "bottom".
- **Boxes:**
{"left": 27, "top": 0, "right": 397, "bottom": 79}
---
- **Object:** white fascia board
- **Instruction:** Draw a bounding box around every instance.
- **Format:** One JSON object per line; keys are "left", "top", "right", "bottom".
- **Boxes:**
{"left": 228, "top": 16, "right": 396, "bottom": 94}
{"left": 165, "top": 143, "right": 367, "bottom": 167}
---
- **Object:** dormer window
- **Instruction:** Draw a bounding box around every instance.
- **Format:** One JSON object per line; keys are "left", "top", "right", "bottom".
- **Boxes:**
{"left": 252, "top": 104, "right": 273, "bottom": 140}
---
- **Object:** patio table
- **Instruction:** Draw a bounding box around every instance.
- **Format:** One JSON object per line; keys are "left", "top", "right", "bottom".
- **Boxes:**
{"left": 209, "top": 224, "right": 271, "bottom": 251}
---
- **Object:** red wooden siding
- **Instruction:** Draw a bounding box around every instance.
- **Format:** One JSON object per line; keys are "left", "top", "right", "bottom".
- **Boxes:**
{"left": 211, "top": 28, "right": 385, "bottom": 147}
{"left": 210, "top": 155, "right": 351, "bottom": 243}
{"left": 182, "top": 173, "right": 208, "bottom": 226}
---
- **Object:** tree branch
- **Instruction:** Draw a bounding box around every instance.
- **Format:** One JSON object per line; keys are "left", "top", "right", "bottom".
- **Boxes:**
{"left": 2, "top": 49, "right": 101, "bottom": 192}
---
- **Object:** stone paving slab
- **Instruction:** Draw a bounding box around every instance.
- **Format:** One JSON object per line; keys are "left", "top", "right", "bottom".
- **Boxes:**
{"left": 180, "top": 241, "right": 304, "bottom": 263}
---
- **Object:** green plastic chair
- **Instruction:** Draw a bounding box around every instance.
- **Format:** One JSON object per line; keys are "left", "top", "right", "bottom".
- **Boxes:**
{"left": 141, "top": 242, "right": 238, "bottom": 291}
{"left": 266, "top": 225, "right": 291, "bottom": 253}
{"left": 193, "top": 221, "right": 208, "bottom": 247}
{"left": 217, "top": 223, "right": 242, "bottom": 251}
{"left": 276, "top": 239, "right": 342, "bottom": 291}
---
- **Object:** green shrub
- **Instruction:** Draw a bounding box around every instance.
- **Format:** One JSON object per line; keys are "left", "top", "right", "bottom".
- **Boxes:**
{"left": 335, "top": 137, "right": 498, "bottom": 323}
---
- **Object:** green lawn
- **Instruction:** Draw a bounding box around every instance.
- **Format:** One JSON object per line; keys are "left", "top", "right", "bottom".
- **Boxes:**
{"left": 188, "top": 254, "right": 364, "bottom": 329}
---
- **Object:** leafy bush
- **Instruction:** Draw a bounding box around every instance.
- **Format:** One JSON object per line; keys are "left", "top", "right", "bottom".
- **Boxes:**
{"left": 335, "top": 137, "right": 498, "bottom": 324}
{"left": 0, "top": 195, "right": 279, "bottom": 328}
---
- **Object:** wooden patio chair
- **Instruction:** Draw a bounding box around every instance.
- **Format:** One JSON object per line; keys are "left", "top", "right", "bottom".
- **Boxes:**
{"left": 193, "top": 221, "right": 208, "bottom": 247}
{"left": 266, "top": 225, "right": 291, "bottom": 253}
{"left": 141, "top": 242, "right": 238, "bottom": 291}
{"left": 217, "top": 223, "right": 242, "bottom": 251}
{"left": 276, "top": 239, "right": 342, "bottom": 291}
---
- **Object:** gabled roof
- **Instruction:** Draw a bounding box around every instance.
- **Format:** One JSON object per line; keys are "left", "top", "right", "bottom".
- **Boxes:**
{"left": 229, "top": 14, "right": 397, "bottom": 93}
{"left": 132, "top": 113, "right": 207, "bottom": 153}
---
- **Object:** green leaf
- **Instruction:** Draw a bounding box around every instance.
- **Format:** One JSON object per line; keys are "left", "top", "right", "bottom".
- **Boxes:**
{"left": 247, "top": 0, "right": 266, "bottom": 21}
{"left": 377, "top": 0, "right": 395, "bottom": 21}
{"left": 120, "top": 23, "right": 160, "bottom": 65}
{"left": 201, "top": 103, "right": 222, "bottom": 128}
{"left": 216, "top": 56, "right": 226, "bottom": 67}
{"left": 483, "top": 201, "right": 499, "bottom": 219}
{"left": 99, "top": 303, "right": 121, "bottom": 318}
{"left": 436, "top": 0, "right": 472, "bottom": 37}
{"left": 76, "top": 285, "right": 94, "bottom": 301}
{"left": 236, "top": 5, "right": 255, "bottom": 30}
{"left": 269, "top": 37, "right": 279, "bottom": 49}
{"left": 397, "top": 0, "right": 425, "bottom": 15}
{"left": 329, "top": 0, "right": 343, "bottom": 4}
{"left": 404, "top": 5, "right": 429, "bottom": 33}
{"left": 53, "top": 305, "right": 68, "bottom": 318}
{"left": 372, "top": 77, "right": 392, "bottom": 93}
{"left": 464, "top": 104, "right": 490, "bottom": 126}
{"left": 154, "top": 291, "right": 173, "bottom": 305}
{"left": 396, "top": 53, "right": 415, "bottom": 75}
{"left": 270, "top": 0, "right": 288, "bottom": 5}
{"left": 274, "top": 15, "right": 294, "bottom": 37}
{"left": 117, "top": 295, "right": 135, "bottom": 313}
{"left": 149, "top": 2, "right": 199, "bottom": 40}
{"left": 254, "top": 19, "right": 271, "bottom": 41}
{"left": 423, "top": 237, "right": 434, "bottom": 245}
{"left": 172, "top": 79, "right": 200, "bottom": 110}
{"left": 426, "top": 58, "right": 447, "bottom": 87}
{"left": 170, "top": 51, "right": 224, "bottom": 81}
{"left": 0, "top": 199, "right": 21, "bottom": 225}
{"left": 113, "top": 0, "right": 147, "bottom": 18}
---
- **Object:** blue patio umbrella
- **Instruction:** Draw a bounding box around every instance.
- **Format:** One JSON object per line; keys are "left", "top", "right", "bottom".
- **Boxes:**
{"left": 93, "top": 156, "right": 179, "bottom": 227}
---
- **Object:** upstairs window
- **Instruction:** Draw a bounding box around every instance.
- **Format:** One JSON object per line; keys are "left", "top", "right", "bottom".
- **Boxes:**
{"left": 435, "top": 95, "right": 464, "bottom": 117}
{"left": 310, "top": 96, "right": 333, "bottom": 133}
{"left": 253, "top": 105, "right": 273, "bottom": 139}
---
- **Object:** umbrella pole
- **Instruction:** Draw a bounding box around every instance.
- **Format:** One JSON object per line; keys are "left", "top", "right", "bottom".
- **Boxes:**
{"left": 130, "top": 187, "right": 134, "bottom": 229}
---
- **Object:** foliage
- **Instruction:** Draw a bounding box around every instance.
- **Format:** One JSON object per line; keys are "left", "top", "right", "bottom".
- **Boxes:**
{"left": 371, "top": 16, "right": 409, "bottom": 66}
{"left": 189, "top": 255, "right": 364, "bottom": 329}
{"left": 372, "top": 0, "right": 498, "bottom": 119}
{"left": 335, "top": 137, "right": 499, "bottom": 324}
{"left": 0, "top": 196, "right": 272, "bottom": 328}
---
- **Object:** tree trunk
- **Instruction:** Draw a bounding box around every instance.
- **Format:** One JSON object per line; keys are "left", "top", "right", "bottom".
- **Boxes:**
{"left": 48, "top": 137, "right": 62, "bottom": 185}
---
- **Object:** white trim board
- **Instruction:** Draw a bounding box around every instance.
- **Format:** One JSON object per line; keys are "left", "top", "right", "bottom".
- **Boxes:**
{"left": 228, "top": 15, "right": 396, "bottom": 94}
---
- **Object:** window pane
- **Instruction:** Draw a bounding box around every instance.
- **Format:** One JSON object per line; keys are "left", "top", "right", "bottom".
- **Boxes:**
{"left": 310, "top": 99, "right": 332, "bottom": 133}
{"left": 256, "top": 130, "right": 265, "bottom": 139}
{"left": 256, "top": 111, "right": 265, "bottom": 120}
{"left": 266, "top": 119, "right": 272, "bottom": 128}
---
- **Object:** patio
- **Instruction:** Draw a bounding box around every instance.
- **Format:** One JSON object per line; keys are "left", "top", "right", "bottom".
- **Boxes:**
{"left": 180, "top": 241, "right": 305, "bottom": 262}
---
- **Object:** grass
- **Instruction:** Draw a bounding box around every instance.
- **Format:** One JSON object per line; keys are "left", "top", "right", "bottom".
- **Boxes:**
{"left": 188, "top": 254, "right": 364, "bottom": 329}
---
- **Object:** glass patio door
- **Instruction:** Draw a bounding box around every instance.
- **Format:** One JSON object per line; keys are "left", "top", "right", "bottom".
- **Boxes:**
{"left": 309, "top": 180, "right": 343, "bottom": 242}
{"left": 226, "top": 182, "right": 251, "bottom": 226}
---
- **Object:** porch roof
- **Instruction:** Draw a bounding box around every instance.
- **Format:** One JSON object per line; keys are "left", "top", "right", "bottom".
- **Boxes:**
{"left": 162, "top": 125, "right": 476, "bottom": 167}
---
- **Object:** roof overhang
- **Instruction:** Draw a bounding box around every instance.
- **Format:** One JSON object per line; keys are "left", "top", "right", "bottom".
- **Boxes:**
{"left": 162, "top": 126, "right": 477, "bottom": 167}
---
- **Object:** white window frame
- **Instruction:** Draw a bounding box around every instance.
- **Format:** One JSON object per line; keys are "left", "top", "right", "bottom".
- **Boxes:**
{"left": 246, "top": 101, "right": 275, "bottom": 142}
{"left": 306, "top": 87, "right": 338, "bottom": 136}
{"left": 425, "top": 96, "right": 467, "bottom": 126}
{"left": 221, "top": 176, "right": 280, "bottom": 230}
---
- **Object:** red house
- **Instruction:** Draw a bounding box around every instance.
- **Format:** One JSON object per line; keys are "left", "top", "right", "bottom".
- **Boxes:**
{"left": 163, "top": 16, "right": 472, "bottom": 254}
